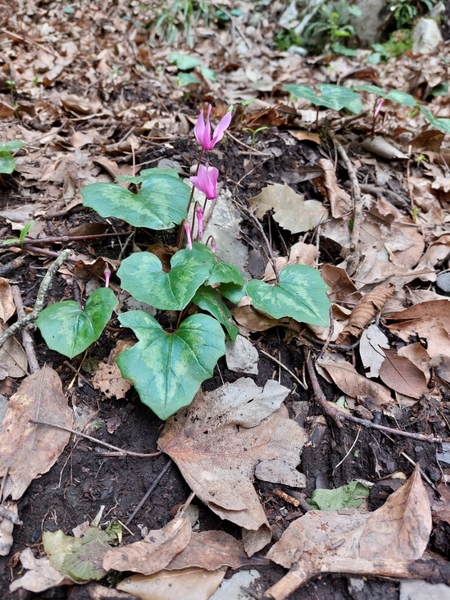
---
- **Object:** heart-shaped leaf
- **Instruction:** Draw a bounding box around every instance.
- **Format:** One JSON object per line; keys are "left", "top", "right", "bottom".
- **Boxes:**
{"left": 118, "top": 243, "right": 216, "bottom": 311}
{"left": 117, "top": 311, "right": 225, "bottom": 420}
{"left": 36, "top": 288, "right": 118, "bottom": 359}
{"left": 81, "top": 170, "right": 190, "bottom": 230}
{"left": 192, "top": 286, "right": 239, "bottom": 340}
{"left": 247, "top": 264, "right": 330, "bottom": 326}
{"left": 206, "top": 261, "right": 244, "bottom": 287}
{"left": 0, "top": 151, "right": 15, "bottom": 174}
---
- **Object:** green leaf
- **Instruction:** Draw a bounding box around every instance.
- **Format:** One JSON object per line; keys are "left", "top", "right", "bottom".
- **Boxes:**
{"left": 317, "top": 84, "right": 362, "bottom": 114}
{"left": 118, "top": 243, "right": 216, "bottom": 311}
{"left": 283, "top": 84, "right": 320, "bottom": 105}
{"left": 0, "top": 151, "right": 15, "bottom": 174}
{"left": 218, "top": 281, "right": 248, "bottom": 303}
{"left": 116, "top": 167, "right": 181, "bottom": 184}
{"left": 81, "top": 173, "right": 190, "bottom": 229}
{"left": 385, "top": 90, "right": 417, "bottom": 107}
{"left": 177, "top": 72, "right": 201, "bottom": 86}
{"left": 206, "top": 261, "right": 245, "bottom": 287}
{"left": 247, "top": 264, "right": 330, "bottom": 326}
{"left": 169, "top": 52, "right": 201, "bottom": 70}
{"left": 307, "top": 481, "right": 370, "bottom": 511}
{"left": 199, "top": 66, "right": 217, "bottom": 82}
{"left": 36, "top": 288, "right": 118, "bottom": 359}
{"left": 43, "top": 528, "right": 114, "bottom": 582}
{"left": 117, "top": 311, "right": 226, "bottom": 419}
{"left": 192, "top": 286, "right": 239, "bottom": 341}
{"left": 0, "top": 140, "right": 24, "bottom": 152}
{"left": 420, "top": 106, "right": 450, "bottom": 135}
{"left": 355, "top": 84, "right": 385, "bottom": 96}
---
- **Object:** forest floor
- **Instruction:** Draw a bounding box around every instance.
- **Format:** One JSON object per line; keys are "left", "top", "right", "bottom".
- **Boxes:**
{"left": 1, "top": 1, "right": 450, "bottom": 599}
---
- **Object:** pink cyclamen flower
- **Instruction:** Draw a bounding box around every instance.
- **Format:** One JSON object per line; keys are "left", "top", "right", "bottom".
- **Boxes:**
{"left": 195, "top": 203, "right": 204, "bottom": 241}
{"left": 190, "top": 163, "right": 219, "bottom": 200}
{"left": 194, "top": 104, "right": 232, "bottom": 151}
{"left": 183, "top": 220, "right": 192, "bottom": 250}
{"left": 104, "top": 265, "right": 111, "bottom": 288}
{"left": 374, "top": 98, "right": 385, "bottom": 119}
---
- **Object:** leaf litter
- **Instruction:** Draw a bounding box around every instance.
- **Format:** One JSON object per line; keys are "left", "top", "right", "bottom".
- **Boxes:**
{"left": 1, "top": 0, "right": 450, "bottom": 598}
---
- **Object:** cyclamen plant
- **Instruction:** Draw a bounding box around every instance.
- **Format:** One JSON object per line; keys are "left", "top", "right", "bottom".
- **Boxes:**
{"left": 36, "top": 105, "right": 331, "bottom": 420}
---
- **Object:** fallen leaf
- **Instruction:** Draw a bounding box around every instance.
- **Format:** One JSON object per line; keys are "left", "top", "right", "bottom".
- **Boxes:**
{"left": 379, "top": 349, "right": 428, "bottom": 399}
{"left": 318, "top": 158, "right": 352, "bottom": 218}
{"left": 255, "top": 459, "right": 306, "bottom": 488}
{"left": 248, "top": 183, "right": 328, "bottom": 234}
{"left": 0, "top": 324, "right": 28, "bottom": 378}
{"left": 90, "top": 362, "right": 132, "bottom": 400}
{"left": 263, "top": 241, "right": 318, "bottom": 281}
{"left": 359, "top": 324, "right": 389, "bottom": 378}
{"left": 266, "top": 466, "right": 431, "bottom": 596}
{"left": 318, "top": 354, "right": 394, "bottom": 408}
{"left": 225, "top": 335, "right": 259, "bottom": 375}
{"left": 231, "top": 305, "right": 280, "bottom": 332}
{"left": 0, "top": 500, "right": 18, "bottom": 556}
{"left": 166, "top": 531, "right": 247, "bottom": 571}
{"left": 117, "top": 567, "right": 225, "bottom": 600}
{"left": 158, "top": 378, "right": 306, "bottom": 555}
{"left": 0, "top": 365, "right": 72, "bottom": 500}
{"left": 9, "top": 548, "right": 73, "bottom": 593}
{"left": 103, "top": 518, "right": 191, "bottom": 575}
{"left": 0, "top": 278, "right": 15, "bottom": 322}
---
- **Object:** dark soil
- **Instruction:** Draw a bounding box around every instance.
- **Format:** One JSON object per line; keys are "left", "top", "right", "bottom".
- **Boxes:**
{"left": 0, "top": 127, "right": 447, "bottom": 599}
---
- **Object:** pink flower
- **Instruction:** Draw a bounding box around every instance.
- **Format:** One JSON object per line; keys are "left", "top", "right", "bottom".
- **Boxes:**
{"left": 183, "top": 220, "right": 192, "bottom": 250}
{"left": 194, "top": 105, "right": 232, "bottom": 151}
{"left": 190, "top": 163, "right": 219, "bottom": 200}
{"left": 374, "top": 98, "right": 385, "bottom": 119}
{"left": 195, "top": 203, "right": 204, "bottom": 241}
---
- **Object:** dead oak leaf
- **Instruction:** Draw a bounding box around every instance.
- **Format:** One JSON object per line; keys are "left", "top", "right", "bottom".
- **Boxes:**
{"left": 0, "top": 366, "right": 72, "bottom": 500}
{"left": 158, "top": 378, "right": 306, "bottom": 555}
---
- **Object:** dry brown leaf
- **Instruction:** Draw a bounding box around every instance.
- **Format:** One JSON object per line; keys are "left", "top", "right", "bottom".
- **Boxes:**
{"left": 318, "top": 354, "right": 394, "bottom": 408}
{"left": 0, "top": 365, "right": 72, "bottom": 500}
{"left": 103, "top": 518, "right": 191, "bottom": 575}
{"left": 166, "top": 531, "right": 246, "bottom": 571}
{"left": 158, "top": 378, "right": 306, "bottom": 555}
{"left": 336, "top": 283, "right": 395, "bottom": 343}
{"left": 318, "top": 158, "right": 352, "bottom": 218}
{"left": 265, "top": 466, "right": 431, "bottom": 598}
{"left": 263, "top": 241, "right": 318, "bottom": 281}
{"left": 397, "top": 343, "right": 431, "bottom": 383}
{"left": 90, "top": 362, "right": 131, "bottom": 400}
{"left": 0, "top": 278, "right": 15, "bottom": 323}
{"left": 431, "top": 354, "right": 450, "bottom": 383}
{"left": 359, "top": 324, "right": 389, "bottom": 378}
{"left": 0, "top": 324, "right": 28, "bottom": 379}
{"left": 9, "top": 548, "right": 73, "bottom": 593}
{"left": 379, "top": 349, "right": 428, "bottom": 399}
{"left": 231, "top": 305, "right": 280, "bottom": 332}
{"left": 321, "top": 265, "right": 362, "bottom": 308}
{"left": 248, "top": 183, "right": 328, "bottom": 234}
{"left": 117, "top": 567, "right": 225, "bottom": 600}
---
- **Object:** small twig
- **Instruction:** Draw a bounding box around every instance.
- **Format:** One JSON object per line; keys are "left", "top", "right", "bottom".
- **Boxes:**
{"left": 29, "top": 419, "right": 161, "bottom": 457}
{"left": 333, "top": 425, "right": 361, "bottom": 471}
{"left": 63, "top": 360, "right": 96, "bottom": 390}
{"left": 305, "top": 349, "right": 443, "bottom": 443}
{"left": 0, "top": 254, "right": 28, "bottom": 277}
{"left": 125, "top": 459, "right": 173, "bottom": 526}
{"left": 259, "top": 348, "right": 307, "bottom": 390}
{"left": 329, "top": 133, "right": 363, "bottom": 276}
{"left": 318, "top": 305, "right": 335, "bottom": 360}
{"left": 11, "top": 285, "right": 39, "bottom": 373}
{"left": 227, "top": 131, "right": 268, "bottom": 155}
{"left": 0, "top": 248, "right": 71, "bottom": 350}
{"left": 304, "top": 348, "right": 344, "bottom": 428}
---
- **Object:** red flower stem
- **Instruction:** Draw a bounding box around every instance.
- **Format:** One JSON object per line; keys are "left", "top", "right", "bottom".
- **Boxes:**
{"left": 177, "top": 148, "right": 205, "bottom": 249}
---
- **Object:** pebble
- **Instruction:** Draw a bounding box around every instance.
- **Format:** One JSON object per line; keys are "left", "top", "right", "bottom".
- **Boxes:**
{"left": 436, "top": 272, "right": 450, "bottom": 296}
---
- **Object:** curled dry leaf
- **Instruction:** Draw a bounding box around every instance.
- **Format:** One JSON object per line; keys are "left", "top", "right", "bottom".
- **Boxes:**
{"left": 336, "top": 282, "right": 395, "bottom": 344}
{"left": 103, "top": 518, "right": 191, "bottom": 575}
{"left": 318, "top": 158, "right": 352, "bottom": 218}
{"left": 10, "top": 548, "right": 73, "bottom": 593}
{"left": 265, "top": 466, "right": 431, "bottom": 599}
{"left": 318, "top": 353, "right": 394, "bottom": 408}
{"left": 0, "top": 365, "right": 72, "bottom": 500}
{"left": 158, "top": 378, "right": 306, "bottom": 555}
{"left": 359, "top": 324, "right": 389, "bottom": 378}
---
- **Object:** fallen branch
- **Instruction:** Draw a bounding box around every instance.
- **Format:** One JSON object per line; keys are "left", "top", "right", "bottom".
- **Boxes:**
{"left": 0, "top": 248, "right": 71, "bottom": 350}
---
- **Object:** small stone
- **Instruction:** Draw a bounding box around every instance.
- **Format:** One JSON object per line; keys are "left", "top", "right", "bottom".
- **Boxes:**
{"left": 436, "top": 273, "right": 450, "bottom": 297}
